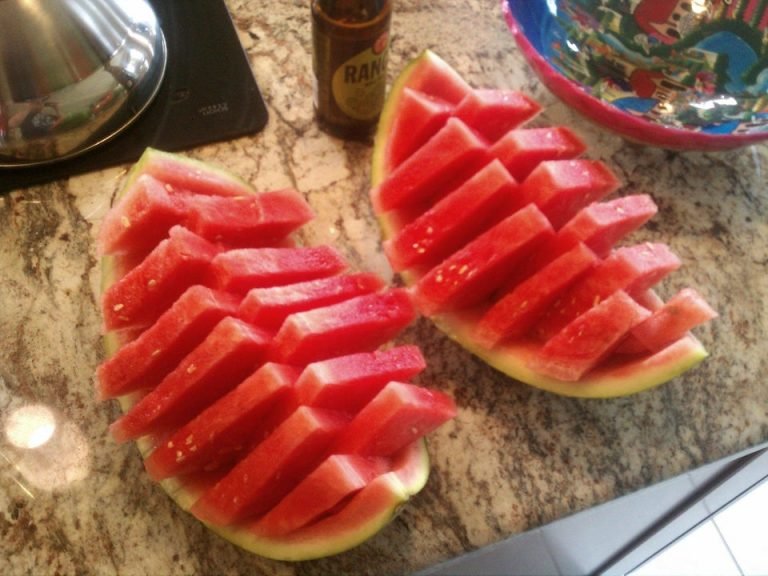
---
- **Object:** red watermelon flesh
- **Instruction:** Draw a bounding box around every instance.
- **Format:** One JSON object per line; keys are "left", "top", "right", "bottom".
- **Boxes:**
{"left": 129, "top": 147, "right": 255, "bottom": 198}
{"left": 531, "top": 290, "right": 651, "bottom": 381}
{"left": 110, "top": 317, "right": 271, "bottom": 443}
{"left": 102, "top": 226, "right": 221, "bottom": 331}
{"left": 412, "top": 204, "right": 554, "bottom": 316}
{"left": 623, "top": 288, "right": 718, "bottom": 353}
{"left": 508, "top": 194, "right": 659, "bottom": 289}
{"left": 332, "top": 381, "right": 457, "bottom": 457}
{"left": 518, "top": 159, "right": 621, "bottom": 229}
{"left": 253, "top": 454, "right": 389, "bottom": 537}
{"left": 271, "top": 289, "right": 417, "bottom": 365}
{"left": 96, "top": 286, "right": 241, "bottom": 400}
{"left": 191, "top": 406, "right": 349, "bottom": 526}
{"left": 98, "top": 174, "right": 188, "bottom": 257}
{"left": 238, "top": 272, "right": 385, "bottom": 331}
{"left": 399, "top": 52, "right": 473, "bottom": 105}
{"left": 209, "top": 245, "right": 348, "bottom": 294}
{"left": 371, "top": 118, "right": 489, "bottom": 213}
{"left": 490, "top": 126, "right": 586, "bottom": 182}
{"left": 383, "top": 159, "right": 519, "bottom": 273}
{"left": 184, "top": 189, "right": 314, "bottom": 247}
{"left": 554, "top": 194, "right": 658, "bottom": 259}
{"left": 454, "top": 88, "right": 541, "bottom": 142}
{"left": 144, "top": 363, "right": 299, "bottom": 480}
{"left": 475, "top": 243, "right": 598, "bottom": 348}
{"left": 534, "top": 242, "right": 682, "bottom": 341}
{"left": 294, "top": 345, "right": 426, "bottom": 413}
{"left": 384, "top": 88, "right": 453, "bottom": 173}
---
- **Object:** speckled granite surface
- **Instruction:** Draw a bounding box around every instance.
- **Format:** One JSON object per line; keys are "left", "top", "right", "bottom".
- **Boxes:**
{"left": 1, "top": 1, "right": 767, "bottom": 575}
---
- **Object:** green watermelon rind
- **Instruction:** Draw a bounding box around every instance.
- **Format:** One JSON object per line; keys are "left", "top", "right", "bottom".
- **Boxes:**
{"left": 100, "top": 157, "right": 433, "bottom": 560}
{"left": 120, "top": 147, "right": 258, "bottom": 198}
{"left": 433, "top": 311, "right": 709, "bottom": 399}
{"left": 370, "top": 51, "right": 712, "bottom": 398}
{"left": 161, "top": 442, "right": 430, "bottom": 562}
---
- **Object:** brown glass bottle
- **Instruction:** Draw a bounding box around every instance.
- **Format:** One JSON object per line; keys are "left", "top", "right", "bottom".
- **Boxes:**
{"left": 311, "top": 0, "right": 392, "bottom": 140}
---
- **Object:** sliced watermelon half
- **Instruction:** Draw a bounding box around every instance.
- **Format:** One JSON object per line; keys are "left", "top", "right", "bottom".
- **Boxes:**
{"left": 99, "top": 150, "right": 455, "bottom": 560}
{"left": 371, "top": 50, "right": 713, "bottom": 398}
{"left": 188, "top": 441, "right": 430, "bottom": 562}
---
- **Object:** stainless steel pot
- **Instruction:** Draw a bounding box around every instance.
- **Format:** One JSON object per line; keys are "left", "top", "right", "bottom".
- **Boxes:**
{"left": 0, "top": 0, "right": 167, "bottom": 167}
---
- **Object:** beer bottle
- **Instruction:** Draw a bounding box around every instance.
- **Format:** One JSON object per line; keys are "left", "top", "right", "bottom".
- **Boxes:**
{"left": 311, "top": 0, "right": 392, "bottom": 140}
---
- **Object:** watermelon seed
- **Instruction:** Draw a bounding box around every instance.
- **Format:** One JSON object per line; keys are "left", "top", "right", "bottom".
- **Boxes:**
{"left": 120, "top": 216, "right": 131, "bottom": 229}
{"left": 147, "top": 279, "right": 157, "bottom": 289}
{"left": 113, "top": 303, "right": 124, "bottom": 312}
{"left": 186, "top": 364, "right": 197, "bottom": 374}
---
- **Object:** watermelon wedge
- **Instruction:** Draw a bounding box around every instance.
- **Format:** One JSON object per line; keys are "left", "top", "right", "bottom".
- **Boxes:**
{"left": 271, "top": 288, "right": 417, "bottom": 364}
{"left": 98, "top": 149, "right": 456, "bottom": 560}
{"left": 237, "top": 272, "right": 384, "bottom": 330}
{"left": 370, "top": 50, "right": 714, "bottom": 398}
{"left": 453, "top": 88, "right": 541, "bottom": 142}
{"left": 143, "top": 363, "right": 299, "bottom": 480}
{"left": 110, "top": 317, "right": 272, "bottom": 443}
{"left": 97, "top": 174, "right": 188, "bottom": 257}
{"left": 384, "top": 87, "right": 453, "bottom": 173}
{"left": 210, "top": 245, "right": 348, "bottom": 294}
{"left": 412, "top": 204, "right": 553, "bottom": 315}
{"left": 183, "top": 188, "right": 314, "bottom": 247}
{"left": 96, "top": 285, "right": 241, "bottom": 399}
{"left": 101, "top": 226, "right": 221, "bottom": 331}
{"left": 294, "top": 345, "right": 426, "bottom": 412}
{"left": 490, "top": 126, "right": 586, "bottom": 182}
{"left": 191, "top": 406, "right": 350, "bottom": 526}
{"left": 382, "top": 159, "right": 519, "bottom": 273}
{"left": 371, "top": 117, "right": 489, "bottom": 213}
{"left": 252, "top": 454, "right": 389, "bottom": 537}
{"left": 531, "top": 290, "right": 651, "bottom": 381}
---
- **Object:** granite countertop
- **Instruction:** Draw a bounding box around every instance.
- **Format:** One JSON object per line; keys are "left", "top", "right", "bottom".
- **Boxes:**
{"left": 1, "top": 1, "right": 767, "bottom": 574}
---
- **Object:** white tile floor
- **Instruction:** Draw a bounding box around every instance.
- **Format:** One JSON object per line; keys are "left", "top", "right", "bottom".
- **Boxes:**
{"left": 629, "top": 477, "right": 768, "bottom": 576}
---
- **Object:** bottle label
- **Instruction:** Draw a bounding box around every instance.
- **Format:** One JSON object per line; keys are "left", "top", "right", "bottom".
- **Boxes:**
{"left": 331, "top": 32, "right": 389, "bottom": 121}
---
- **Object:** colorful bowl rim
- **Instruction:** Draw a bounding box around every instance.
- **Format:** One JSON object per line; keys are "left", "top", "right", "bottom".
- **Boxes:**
{"left": 501, "top": 0, "right": 768, "bottom": 151}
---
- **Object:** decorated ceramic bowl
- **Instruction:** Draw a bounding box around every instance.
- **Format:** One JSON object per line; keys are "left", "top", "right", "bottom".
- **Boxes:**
{"left": 503, "top": 0, "right": 768, "bottom": 150}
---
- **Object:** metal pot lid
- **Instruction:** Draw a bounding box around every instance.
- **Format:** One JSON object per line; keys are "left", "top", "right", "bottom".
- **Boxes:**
{"left": 0, "top": 0, "right": 167, "bottom": 168}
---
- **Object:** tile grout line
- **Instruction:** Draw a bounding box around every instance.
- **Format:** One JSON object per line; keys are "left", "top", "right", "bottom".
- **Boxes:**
{"left": 711, "top": 518, "right": 746, "bottom": 576}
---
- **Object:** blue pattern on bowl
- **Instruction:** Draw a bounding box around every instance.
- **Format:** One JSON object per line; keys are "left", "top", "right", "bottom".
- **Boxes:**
{"left": 505, "top": 0, "right": 768, "bottom": 144}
